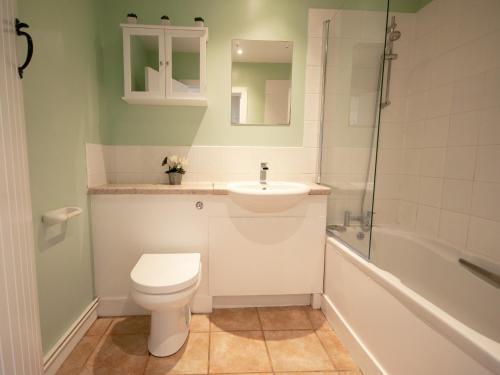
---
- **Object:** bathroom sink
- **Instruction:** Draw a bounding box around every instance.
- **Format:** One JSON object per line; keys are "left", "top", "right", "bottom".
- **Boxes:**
{"left": 227, "top": 181, "right": 310, "bottom": 212}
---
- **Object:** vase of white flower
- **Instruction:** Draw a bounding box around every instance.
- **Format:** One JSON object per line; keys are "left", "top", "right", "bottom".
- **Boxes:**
{"left": 162, "top": 155, "right": 188, "bottom": 185}
{"left": 168, "top": 172, "right": 183, "bottom": 185}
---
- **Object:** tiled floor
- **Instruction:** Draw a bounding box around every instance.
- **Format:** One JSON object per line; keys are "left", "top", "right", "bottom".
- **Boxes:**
{"left": 57, "top": 306, "right": 362, "bottom": 375}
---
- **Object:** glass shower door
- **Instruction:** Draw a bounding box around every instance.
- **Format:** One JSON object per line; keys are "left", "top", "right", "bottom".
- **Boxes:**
{"left": 319, "top": 6, "right": 389, "bottom": 258}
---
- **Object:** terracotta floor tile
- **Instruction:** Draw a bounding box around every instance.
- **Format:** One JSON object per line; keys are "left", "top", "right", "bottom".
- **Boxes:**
{"left": 209, "top": 331, "right": 272, "bottom": 373}
{"left": 264, "top": 330, "right": 334, "bottom": 372}
{"left": 210, "top": 308, "right": 261, "bottom": 331}
{"left": 258, "top": 306, "right": 312, "bottom": 330}
{"left": 315, "top": 330, "right": 358, "bottom": 371}
{"left": 56, "top": 335, "right": 101, "bottom": 375}
{"left": 86, "top": 318, "right": 113, "bottom": 337}
{"left": 307, "top": 309, "right": 332, "bottom": 331}
{"left": 190, "top": 314, "right": 210, "bottom": 332}
{"left": 145, "top": 332, "right": 209, "bottom": 374}
{"left": 108, "top": 316, "right": 150, "bottom": 335}
{"left": 83, "top": 333, "right": 149, "bottom": 374}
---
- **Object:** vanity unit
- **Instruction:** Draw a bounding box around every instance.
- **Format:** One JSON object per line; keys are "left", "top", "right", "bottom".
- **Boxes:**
{"left": 89, "top": 183, "right": 330, "bottom": 315}
{"left": 122, "top": 23, "right": 208, "bottom": 106}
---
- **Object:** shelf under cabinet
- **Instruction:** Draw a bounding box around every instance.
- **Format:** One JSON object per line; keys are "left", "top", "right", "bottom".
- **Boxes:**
{"left": 121, "top": 96, "right": 208, "bottom": 106}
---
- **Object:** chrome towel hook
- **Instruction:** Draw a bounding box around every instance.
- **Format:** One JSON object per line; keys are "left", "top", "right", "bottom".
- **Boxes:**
{"left": 15, "top": 18, "right": 33, "bottom": 79}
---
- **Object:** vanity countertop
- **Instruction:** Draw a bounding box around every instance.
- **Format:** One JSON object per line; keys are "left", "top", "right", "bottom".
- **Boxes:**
{"left": 88, "top": 182, "right": 331, "bottom": 195}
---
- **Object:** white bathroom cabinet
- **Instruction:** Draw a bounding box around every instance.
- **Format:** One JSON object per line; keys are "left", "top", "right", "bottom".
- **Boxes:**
{"left": 90, "top": 194, "right": 326, "bottom": 315}
{"left": 121, "top": 24, "right": 208, "bottom": 106}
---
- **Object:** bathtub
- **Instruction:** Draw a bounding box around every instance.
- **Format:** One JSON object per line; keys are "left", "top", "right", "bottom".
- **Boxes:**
{"left": 322, "top": 227, "right": 500, "bottom": 375}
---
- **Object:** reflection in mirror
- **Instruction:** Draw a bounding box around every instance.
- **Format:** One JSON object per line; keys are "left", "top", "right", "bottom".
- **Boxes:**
{"left": 130, "top": 35, "right": 160, "bottom": 93}
{"left": 349, "top": 42, "right": 384, "bottom": 127}
{"left": 172, "top": 37, "right": 201, "bottom": 94}
{"left": 231, "top": 40, "right": 293, "bottom": 125}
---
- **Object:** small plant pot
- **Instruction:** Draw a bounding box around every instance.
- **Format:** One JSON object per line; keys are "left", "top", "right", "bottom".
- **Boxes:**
{"left": 194, "top": 17, "right": 204, "bottom": 27}
{"left": 168, "top": 172, "right": 183, "bottom": 185}
{"left": 127, "top": 13, "right": 138, "bottom": 24}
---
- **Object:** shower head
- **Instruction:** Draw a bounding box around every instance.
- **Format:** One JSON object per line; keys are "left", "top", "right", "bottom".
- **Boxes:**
{"left": 389, "top": 30, "right": 401, "bottom": 41}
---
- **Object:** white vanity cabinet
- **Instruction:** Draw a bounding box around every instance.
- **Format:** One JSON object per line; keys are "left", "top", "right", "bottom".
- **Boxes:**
{"left": 121, "top": 24, "right": 208, "bottom": 106}
{"left": 90, "top": 193, "right": 327, "bottom": 315}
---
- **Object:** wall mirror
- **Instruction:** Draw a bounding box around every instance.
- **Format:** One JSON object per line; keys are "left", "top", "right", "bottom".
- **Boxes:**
{"left": 231, "top": 39, "right": 293, "bottom": 125}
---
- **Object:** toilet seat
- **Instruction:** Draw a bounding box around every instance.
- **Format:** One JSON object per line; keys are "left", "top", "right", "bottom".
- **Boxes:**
{"left": 131, "top": 253, "right": 200, "bottom": 295}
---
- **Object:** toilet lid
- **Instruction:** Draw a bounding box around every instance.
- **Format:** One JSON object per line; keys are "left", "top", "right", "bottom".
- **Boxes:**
{"left": 131, "top": 253, "right": 200, "bottom": 294}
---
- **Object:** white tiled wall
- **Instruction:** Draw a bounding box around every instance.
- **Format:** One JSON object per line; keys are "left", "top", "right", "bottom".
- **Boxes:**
{"left": 86, "top": 144, "right": 318, "bottom": 186}
{"left": 376, "top": 0, "right": 500, "bottom": 264}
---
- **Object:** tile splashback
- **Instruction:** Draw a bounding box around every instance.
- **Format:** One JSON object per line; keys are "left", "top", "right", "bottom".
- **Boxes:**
{"left": 86, "top": 144, "right": 318, "bottom": 186}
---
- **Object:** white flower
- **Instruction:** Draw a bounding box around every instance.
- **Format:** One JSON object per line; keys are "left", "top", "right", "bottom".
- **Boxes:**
{"left": 179, "top": 157, "right": 189, "bottom": 168}
{"left": 168, "top": 155, "right": 179, "bottom": 168}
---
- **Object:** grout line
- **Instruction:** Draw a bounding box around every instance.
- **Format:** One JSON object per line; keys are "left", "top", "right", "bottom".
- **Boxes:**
{"left": 256, "top": 307, "right": 275, "bottom": 373}
{"left": 208, "top": 313, "right": 212, "bottom": 374}
{"left": 79, "top": 322, "right": 110, "bottom": 372}
{"left": 313, "top": 327, "right": 337, "bottom": 371}
{"left": 142, "top": 351, "right": 150, "bottom": 375}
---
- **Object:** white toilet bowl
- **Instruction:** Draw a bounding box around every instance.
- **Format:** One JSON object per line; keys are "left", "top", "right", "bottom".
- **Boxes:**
{"left": 130, "top": 253, "right": 201, "bottom": 357}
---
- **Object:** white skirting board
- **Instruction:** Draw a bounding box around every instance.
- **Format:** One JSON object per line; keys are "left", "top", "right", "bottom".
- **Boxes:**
{"left": 321, "top": 295, "right": 385, "bottom": 375}
{"left": 97, "top": 294, "right": 213, "bottom": 316}
{"left": 43, "top": 298, "right": 99, "bottom": 375}
{"left": 97, "top": 294, "right": 313, "bottom": 316}
{"left": 213, "top": 294, "right": 311, "bottom": 308}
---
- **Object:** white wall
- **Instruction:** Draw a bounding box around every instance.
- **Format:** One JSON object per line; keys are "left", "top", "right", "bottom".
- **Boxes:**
{"left": 375, "top": 0, "right": 500, "bottom": 266}
{"left": 0, "top": 0, "right": 44, "bottom": 373}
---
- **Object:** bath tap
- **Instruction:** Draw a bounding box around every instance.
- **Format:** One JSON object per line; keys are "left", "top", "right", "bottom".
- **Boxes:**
{"left": 344, "top": 210, "right": 373, "bottom": 231}
{"left": 260, "top": 162, "right": 269, "bottom": 185}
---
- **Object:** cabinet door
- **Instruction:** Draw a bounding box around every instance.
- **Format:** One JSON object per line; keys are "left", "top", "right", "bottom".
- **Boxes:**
{"left": 165, "top": 29, "right": 207, "bottom": 98}
{"left": 123, "top": 27, "right": 166, "bottom": 99}
{"left": 208, "top": 217, "right": 325, "bottom": 296}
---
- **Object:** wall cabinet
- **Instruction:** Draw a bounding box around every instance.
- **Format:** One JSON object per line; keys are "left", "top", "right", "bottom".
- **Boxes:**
{"left": 121, "top": 24, "right": 208, "bottom": 106}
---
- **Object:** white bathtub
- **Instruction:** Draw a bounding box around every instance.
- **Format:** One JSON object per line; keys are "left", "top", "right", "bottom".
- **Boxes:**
{"left": 323, "top": 228, "right": 500, "bottom": 375}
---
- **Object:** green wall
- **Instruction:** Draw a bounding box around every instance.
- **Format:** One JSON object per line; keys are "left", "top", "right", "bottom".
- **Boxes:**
{"left": 232, "top": 62, "right": 291, "bottom": 124}
{"left": 18, "top": 0, "right": 102, "bottom": 354}
{"left": 98, "top": 0, "right": 415, "bottom": 146}
{"left": 173, "top": 52, "right": 200, "bottom": 81}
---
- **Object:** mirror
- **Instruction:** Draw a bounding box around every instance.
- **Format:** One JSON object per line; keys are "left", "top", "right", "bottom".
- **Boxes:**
{"left": 231, "top": 40, "right": 293, "bottom": 125}
{"left": 172, "top": 36, "right": 201, "bottom": 94}
{"left": 130, "top": 34, "right": 160, "bottom": 93}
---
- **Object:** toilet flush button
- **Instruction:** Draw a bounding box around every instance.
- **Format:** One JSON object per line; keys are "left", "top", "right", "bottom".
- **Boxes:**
{"left": 195, "top": 201, "right": 204, "bottom": 209}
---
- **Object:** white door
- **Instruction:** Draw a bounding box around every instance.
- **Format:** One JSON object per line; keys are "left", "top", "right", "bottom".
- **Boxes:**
{"left": 0, "top": 2, "right": 44, "bottom": 374}
{"left": 264, "top": 80, "right": 291, "bottom": 124}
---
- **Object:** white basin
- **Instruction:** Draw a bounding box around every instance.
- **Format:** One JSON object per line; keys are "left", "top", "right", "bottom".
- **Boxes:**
{"left": 227, "top": 181, "right": 311, "bottom": 212}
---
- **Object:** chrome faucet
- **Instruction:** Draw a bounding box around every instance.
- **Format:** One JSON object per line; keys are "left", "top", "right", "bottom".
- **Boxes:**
{"left": 344, "top": 210, "right": 373, "bottom": 231}
{"left": 260, "top": 162, "right": 269, "bottom": 185}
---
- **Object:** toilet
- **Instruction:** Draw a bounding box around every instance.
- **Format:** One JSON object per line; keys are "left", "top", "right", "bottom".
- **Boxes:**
{"left": 130, "top": 253, "right": 201, "bottom": 357}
